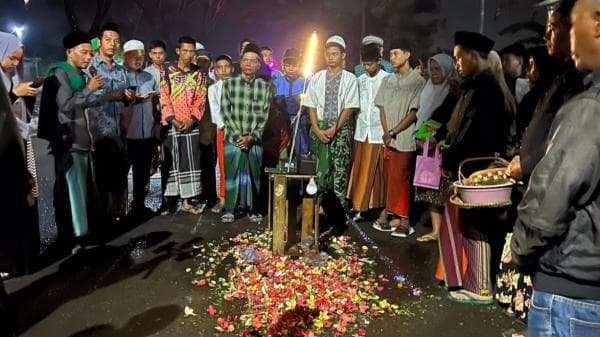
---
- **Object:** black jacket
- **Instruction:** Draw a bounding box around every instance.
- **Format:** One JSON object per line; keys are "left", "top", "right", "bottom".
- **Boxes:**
{"left": 519, "top": 60, "right": 584, "bottom": 180}
{"left": 443, "top": 69, "right": 510, "bottom": 174}
{"left": 511, "top": 71, "right": 600, "bottom": 300}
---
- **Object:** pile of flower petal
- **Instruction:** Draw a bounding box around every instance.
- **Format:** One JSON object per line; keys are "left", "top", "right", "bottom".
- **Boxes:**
{"left": 188, "top": 230, "right": 416, "bottom": 337}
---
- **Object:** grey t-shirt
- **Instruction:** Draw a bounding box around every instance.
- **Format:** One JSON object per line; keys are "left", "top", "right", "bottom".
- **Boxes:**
{"left": 374, "top": 69, "right": 425, "bottom": 151}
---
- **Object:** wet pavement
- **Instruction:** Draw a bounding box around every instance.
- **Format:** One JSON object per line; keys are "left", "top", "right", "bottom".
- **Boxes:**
{"left": 4, "top": 138, "right": 522, "bottom": 337}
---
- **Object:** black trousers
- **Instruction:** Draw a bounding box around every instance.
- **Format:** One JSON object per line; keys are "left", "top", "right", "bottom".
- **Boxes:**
{"left": 93, "top": 136, "right": 128, "bottom": 222}
{"left": 199, "top": 142, "right": 217, "bottom": 205}
{"left": 127, "top": 138, "right": 156, "bottom": 209}
{"left": 0, "top": 280, "right": 15, "bottom": 337}
{"left": 51, "top": 146, "right": 74, "bottom": 242}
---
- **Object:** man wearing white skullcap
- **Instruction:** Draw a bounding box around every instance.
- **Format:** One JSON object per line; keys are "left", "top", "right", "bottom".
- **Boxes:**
{"left": 123, "top": 39, "right": 160, "bottom": 216}
{"left": 303, "top": 34, "right": 359, "bottom": 210}
{"left": 355, "top": 34, "right": 394, "bottom": 76}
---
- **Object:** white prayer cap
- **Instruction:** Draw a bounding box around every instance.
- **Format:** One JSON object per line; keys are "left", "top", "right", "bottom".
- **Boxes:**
{"left": 362, "top": 35, "right": 384, "bottom": 46}
{"left": 325, "top": 35, "right": 346, "bottom": 50}
{"left": 196, "top": 42, "right": 205, "bottom": 50}
{"left": 123, "top": 40, "right": 144, "bottom": 53}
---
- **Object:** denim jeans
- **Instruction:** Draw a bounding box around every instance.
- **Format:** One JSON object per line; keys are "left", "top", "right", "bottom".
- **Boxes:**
{"left": 529, "top": 289, "right": 600, "bottom": 337}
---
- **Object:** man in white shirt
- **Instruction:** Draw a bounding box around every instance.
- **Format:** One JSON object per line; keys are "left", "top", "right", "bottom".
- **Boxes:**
{"left": 304, "top": 35, "right": 360, "bottom": 211}
{"left": 207, "top": 54, "right": 233, "bottom": 213}
{"left": 349, "top": 43, "right": 389, "bottom": 221}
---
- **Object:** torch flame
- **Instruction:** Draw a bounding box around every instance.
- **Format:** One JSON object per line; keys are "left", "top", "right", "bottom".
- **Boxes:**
{"left": 303, "top": 31, "right": 318, "bottom": 77}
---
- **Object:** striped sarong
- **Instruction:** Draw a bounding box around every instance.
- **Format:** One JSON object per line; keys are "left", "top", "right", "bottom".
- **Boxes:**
{"left": 162, "top": 127, "right": 202, "bottom": 199}
{"left": 439, "top": 202, "right": 503, "bottom": 296}
{"left": 224, "top": 140, "right": 263, "bottom": 212}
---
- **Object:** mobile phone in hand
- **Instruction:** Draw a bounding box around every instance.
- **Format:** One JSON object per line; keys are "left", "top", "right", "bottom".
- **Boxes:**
{"left": 89, "top": 65, "right": 98, "bottom": 77}
{"left": 30, "top": 76, "right": 44, "bottom": 88}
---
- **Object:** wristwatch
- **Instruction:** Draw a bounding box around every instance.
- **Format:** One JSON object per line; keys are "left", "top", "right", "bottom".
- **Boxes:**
{"left": 388, "top": 129, "right": 397, "bottom": 139}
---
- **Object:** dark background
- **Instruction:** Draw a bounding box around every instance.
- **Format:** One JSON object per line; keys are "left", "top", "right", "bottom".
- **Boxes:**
{"left": 2, "top": 0, "right": 547, "bottom": 72}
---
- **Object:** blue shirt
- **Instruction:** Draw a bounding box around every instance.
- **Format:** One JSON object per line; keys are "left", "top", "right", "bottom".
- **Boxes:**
{"left": 87, "top": 55, "right": 129, "bottom": 139}
{"left": 125, "top": 69, "right": 159, "bottom": 139}
{"left": 272, "top": 75, "right": 305, "bottom": 117}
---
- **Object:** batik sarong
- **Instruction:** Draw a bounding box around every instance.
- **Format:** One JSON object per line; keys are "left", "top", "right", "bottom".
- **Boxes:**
{"left": 309, "top": 120, "right": 353, "bottom": 208}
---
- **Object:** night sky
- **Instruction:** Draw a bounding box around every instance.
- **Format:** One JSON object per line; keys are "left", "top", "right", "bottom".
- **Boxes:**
{"left": 2, "top": 0, "right": 547, "bottom": 68}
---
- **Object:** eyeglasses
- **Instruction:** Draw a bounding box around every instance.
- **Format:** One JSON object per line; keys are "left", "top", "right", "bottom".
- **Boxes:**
{"left": 241, "top": 57, "right": 259, "bottom": 64}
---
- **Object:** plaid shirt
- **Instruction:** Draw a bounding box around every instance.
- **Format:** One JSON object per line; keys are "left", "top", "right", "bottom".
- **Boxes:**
{"left": 221, "top": 76, "right": 272, "bottom": 143}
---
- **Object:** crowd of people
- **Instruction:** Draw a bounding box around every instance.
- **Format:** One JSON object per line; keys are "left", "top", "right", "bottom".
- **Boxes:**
{"left": 1, "top": 0, "right": 600, "bottom": 336}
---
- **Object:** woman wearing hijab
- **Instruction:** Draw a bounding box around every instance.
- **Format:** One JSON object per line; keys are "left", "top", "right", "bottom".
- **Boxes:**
{"left": 413, "top": 53, "right": 460, "bottom": 242}
{"left": 0, "top": 31, "right": 39, "bottom": 279}
{"left": 488, "top": 51, "right": 518, "bottom": 156}
{"left": 0, "top": 63, "right": 29, "bottom": 337}
{"left": 1, "top": 32, "right": 40, "bottom": 132}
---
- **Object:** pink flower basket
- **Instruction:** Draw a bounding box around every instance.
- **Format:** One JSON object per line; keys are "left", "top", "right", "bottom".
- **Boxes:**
{"left": 451, "top": 157, "right": 514, "bottom": 208}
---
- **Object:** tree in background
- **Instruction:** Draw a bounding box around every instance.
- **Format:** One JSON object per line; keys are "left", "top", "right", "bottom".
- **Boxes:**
{"left": 63, "top": 0, "right": 112, "bottom": 36}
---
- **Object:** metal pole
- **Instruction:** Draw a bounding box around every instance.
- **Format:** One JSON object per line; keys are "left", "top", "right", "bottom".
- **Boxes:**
{"left": 479, "top": 0, "right": 485, "bottom": 33}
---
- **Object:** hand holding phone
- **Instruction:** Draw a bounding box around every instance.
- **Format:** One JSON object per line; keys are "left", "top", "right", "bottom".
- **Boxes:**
{"left": 87, "top": 75, "right": 104, "bottom": 91}
{"left": 88, "top": 65, "right": 98, "bottom": 77}
{"left": 30, "top": 76, "right": 44, "bottom": 88}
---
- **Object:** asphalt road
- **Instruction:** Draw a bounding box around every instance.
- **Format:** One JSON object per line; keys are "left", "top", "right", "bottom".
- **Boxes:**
{"left": 3, "top": 137, "right": 520, "bottom": 337}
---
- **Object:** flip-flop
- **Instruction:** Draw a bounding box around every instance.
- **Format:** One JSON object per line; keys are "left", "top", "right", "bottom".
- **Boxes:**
{"left": 417, "top": 233, "right": 439, "bottom": 242}
{"left": 181, "top": 205, "right": 203, "bottom": 215}
{"left": 211, "top": 203, "right": 225, "bottom": 214}
{"left": 447, "top": 290, "right": 494, "bottom": 305}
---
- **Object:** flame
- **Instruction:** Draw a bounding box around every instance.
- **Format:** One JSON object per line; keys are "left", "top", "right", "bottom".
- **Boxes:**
{"left": 303, "top": 31, "right": 318, "bottom": 77}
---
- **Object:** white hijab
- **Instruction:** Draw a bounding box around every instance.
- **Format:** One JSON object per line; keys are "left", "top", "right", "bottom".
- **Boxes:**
{"left": 416, "top": 53, "right": 456, "bottom": 128}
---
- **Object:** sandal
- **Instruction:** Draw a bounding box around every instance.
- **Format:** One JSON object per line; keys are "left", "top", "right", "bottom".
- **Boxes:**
{"left": 447, "top": 290, "right": 494, "bottom": 305}
{"left": 211, "top": 202, "right": 225, "bottom": 214}
{"left": 181, "top": 205, "right": 203, "bottom": 215}
{"left": 221, "top": 212, "right": 235, "bottom": 223}
{"left": 416, "top": 233, "right": 439, "bottom": 242}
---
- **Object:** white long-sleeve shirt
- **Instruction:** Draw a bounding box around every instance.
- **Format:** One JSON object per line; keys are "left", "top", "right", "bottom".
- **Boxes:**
{"left": 355, "top": 70, "right": 389, "bottom": 143}
{"left": 208, "top": 80, "right": 224, "bottom": 129}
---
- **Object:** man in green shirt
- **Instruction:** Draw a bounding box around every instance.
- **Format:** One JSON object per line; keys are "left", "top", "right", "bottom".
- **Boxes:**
{"left": 221, "top": 43, "right": 272, "bottom": 223}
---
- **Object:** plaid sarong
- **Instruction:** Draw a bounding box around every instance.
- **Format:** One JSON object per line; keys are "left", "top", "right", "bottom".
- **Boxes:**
{"left": 162, "top": 127, "right": 202, "bottom": 199}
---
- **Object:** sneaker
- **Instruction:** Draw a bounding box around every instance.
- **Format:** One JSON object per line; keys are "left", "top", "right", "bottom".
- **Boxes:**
{"left": 248, "top": 213, "right": 263, "bottom": 223}
{"left": 391, "top": 226, "right": 415, "bottom": 238}
{"left": 372, "top": 220, "right": 393, "bottom": 232}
